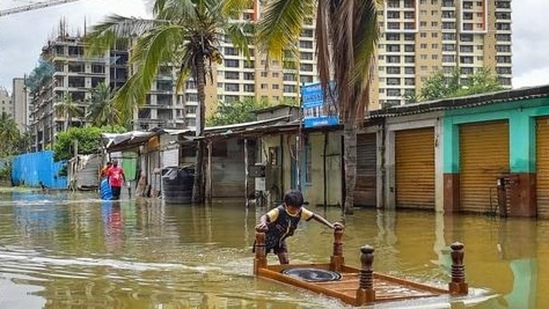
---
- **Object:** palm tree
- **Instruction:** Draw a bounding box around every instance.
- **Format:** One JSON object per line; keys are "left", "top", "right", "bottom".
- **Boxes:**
{"left": 86, "top": 0, "right": 253, "bottom": 202}
{"left": 54, "top": 92, "right": 83, "bottom": 131}
{"left": 86, "top": 82, "right": 121, "bottom": 129}
{"left": 257, "top": 0, "right": 380, "bottom": 214}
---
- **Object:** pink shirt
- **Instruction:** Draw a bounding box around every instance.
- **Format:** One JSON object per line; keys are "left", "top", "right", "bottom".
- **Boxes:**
{"left": 108, "top": 166, "right": 125, "bottom": 187}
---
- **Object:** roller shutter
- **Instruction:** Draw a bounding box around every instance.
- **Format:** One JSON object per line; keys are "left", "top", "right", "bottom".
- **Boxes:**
{"left": 459, "top": 121, "right": 509, "bottom": 213}
{"left": 395, "top": 128, "right": 435, "bottom": 209}
{"left": 537, "top": 117, "right": 549, "bottom": 218}
{"left": 355, "top": 133, "right": 377, "bottom": 207}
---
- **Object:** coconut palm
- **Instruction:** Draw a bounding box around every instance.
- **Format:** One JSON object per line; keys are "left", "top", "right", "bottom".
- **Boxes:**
{"left": 86, "top": 82, "right": 121, "bottom": 129}
{"left": 86, "top": 0, "right": 253, "bottom": 202}
{"left": 54, "top": 92, "right": 83, "bottom": 131}
{"left": 257, "top": 0, "right": 380, "bottom": 214}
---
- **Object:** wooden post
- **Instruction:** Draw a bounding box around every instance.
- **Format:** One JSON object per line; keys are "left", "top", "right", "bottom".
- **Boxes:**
{"left": 244, "top": 139, "right": 249, "bottom": 208}
{"left": 449, "top": 242, "right": 468, "bottom": 295}
{"left": 206, "top": 141, "right": 212, "bottom": 204}
{"left": 253, "top": 227, "right": 267, "bottom": 275}
{"left": 330, "top": 226, "right": 344, "bottom": 271}
{"left": 355, "top": 245, "right": 375, "bottom": 305}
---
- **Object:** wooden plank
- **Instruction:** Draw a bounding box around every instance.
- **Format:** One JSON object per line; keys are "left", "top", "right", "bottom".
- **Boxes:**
{"left": 259, "top": 262, "right": 449, "bottom": 306}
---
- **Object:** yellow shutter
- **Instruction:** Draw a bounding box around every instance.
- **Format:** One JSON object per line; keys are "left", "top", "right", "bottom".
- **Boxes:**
{"left": 355, "top": 133, "right": 377, "bottom": 207}
{"left": 459, "top": 121, "right": 509, "bottom": 213}
{"left": 537, "top": 117, "right": 549, "bottom": 218}
{"left": 395, "top": 128, "right": 435, "bottom": 209}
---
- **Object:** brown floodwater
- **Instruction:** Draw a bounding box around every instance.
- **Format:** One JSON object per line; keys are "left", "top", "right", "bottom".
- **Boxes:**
{"left": 0, "top": 189, "right": 546, "bottom": 308}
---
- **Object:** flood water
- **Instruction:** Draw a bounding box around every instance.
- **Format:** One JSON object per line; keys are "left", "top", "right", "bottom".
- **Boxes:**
{"left": 0, "top": 189, "right": 546, "bottom": 308}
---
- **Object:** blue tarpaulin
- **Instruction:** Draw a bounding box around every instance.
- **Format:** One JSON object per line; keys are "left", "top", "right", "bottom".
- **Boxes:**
{"left": 11, "top": 151, "right": 67, "bottom": 189}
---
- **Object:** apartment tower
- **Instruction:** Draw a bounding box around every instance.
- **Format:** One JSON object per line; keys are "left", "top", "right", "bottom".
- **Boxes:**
{"left": 376, "top": 0, "right": 512, "bottom": 106}
{"left": 12, "top": 78, "right": 29, "bottom": 133}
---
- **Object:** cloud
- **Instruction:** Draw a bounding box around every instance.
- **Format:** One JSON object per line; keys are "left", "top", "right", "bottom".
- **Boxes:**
{"left": 511, "top": 0, "right": 549, "bottom": 88}
{"left": 0, "top": 0, "right": 150, "bottom": 93}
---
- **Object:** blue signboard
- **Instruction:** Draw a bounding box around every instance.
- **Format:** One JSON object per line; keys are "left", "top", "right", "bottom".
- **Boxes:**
{"left": 301, "top": 82, "right": 339, "bottom": 128}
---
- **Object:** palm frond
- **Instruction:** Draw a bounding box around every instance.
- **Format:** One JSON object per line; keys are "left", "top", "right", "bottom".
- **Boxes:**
{"left": 225, "top": 22, "right": 254, "bottom": 59}
{"left": 219, "top": 0, "right": 255, "bottom": 16}
{"left": 130, "top": 24, "right": 184, "bottom": 104}
{"left": 256, "top": 0, "right": 315, "bottom": 60}
{"left": 85, "top": 15, "right": 159, "bottom": 57}
{"left": 155, "top": 0, "right": 198, "bottom": 23}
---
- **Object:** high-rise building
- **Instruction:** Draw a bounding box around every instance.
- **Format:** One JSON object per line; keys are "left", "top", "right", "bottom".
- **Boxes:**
{"left": 12, "top": 78, "right": 29, "bottom": 133}
{"left": 0, "top": 87, "right": 13, "bottom": 117}
{"left": 375, "top": 0, "right": 512, "bottom": 106}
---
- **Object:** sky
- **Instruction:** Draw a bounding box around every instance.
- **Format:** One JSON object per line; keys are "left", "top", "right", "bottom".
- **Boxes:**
{"left": 0, "top": 0, "right": 548, "bottom": 93}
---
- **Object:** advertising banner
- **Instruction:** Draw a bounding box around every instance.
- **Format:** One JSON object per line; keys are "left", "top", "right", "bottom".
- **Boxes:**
{"left": 301, "top": 82, "right": 339, "bottom": 128}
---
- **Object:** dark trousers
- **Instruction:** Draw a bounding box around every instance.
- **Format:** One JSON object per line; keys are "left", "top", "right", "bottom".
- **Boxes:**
{"left": 111, "top": 186, "right": 122, "bottom": 200}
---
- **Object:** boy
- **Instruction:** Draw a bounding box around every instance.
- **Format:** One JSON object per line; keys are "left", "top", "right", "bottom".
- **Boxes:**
{"left": 255, "top": 190, "right": 343, "bottom": 264}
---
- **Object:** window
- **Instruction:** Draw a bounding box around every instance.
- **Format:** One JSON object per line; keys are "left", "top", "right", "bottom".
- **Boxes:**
{"left": 386, "top": 33, "right": 400, "bottom": 41}
{"left": 224, "top": 83, "right": 240, "bottom": 92}
{"left": 387, "top": 55, "right": 400, "bottom": 63}
{"left": 225, "top": 59, "right": 239, "bottom": 67}
{"left": 386, "top": 44, "right": 401, "bottom": 52}
{"left": 387, "top": 11, "right": 400, "bottom": 19}
{"left": 244, "top": 84, "right": 255, "bottom": 92}
{"left": 405, "top": 56, "right": 415, "bottom": 63}
{"left": 386, "top": 67, "right": 401, "bottom": 74}
{"left": 387, "top": 78, "right": 400, "bottom": 85}
{"left": 224, "top": 71, "right": 239, "bottom": 80}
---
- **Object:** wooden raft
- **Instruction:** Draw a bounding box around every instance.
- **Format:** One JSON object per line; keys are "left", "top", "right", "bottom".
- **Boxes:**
{"left": 253, "top": 227, "right": 468, "bottom": 306}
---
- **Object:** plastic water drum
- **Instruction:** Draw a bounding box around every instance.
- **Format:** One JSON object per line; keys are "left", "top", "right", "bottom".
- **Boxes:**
{"left": 100, "top": 178, "right": 113, "bottom": 200}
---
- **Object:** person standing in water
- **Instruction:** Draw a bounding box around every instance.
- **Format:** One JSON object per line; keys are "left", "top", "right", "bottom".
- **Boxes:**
{"left": 107, "top": 161, "right": 126, "bottom": 200}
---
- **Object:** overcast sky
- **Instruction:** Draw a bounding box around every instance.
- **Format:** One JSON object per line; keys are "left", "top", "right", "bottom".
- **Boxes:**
{"left": 0, "top": 0, "right": 547, "bottom": 93}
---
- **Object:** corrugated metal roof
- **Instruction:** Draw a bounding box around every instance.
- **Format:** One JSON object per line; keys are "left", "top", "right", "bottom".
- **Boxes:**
{"left": 368, "top": 84, "right": 549, "bottom": 119}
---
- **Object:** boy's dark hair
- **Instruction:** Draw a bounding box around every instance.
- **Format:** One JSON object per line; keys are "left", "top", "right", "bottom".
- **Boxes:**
{"left": 283, "top": 190, "right": 304, "bottom": 207}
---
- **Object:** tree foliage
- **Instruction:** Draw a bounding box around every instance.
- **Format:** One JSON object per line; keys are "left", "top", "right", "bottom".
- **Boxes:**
{"left": 0, "top": 113, "right": 29, "bottom": 157}
{"left": 86, "top": 82, "right": 121, "bottom": 128}
{"left": 53, "top": 126, "right": 126, "bottom": 162}
{"left": 207, "top": 98, "right": 271, "bottom": 126}
{"left": 417, "top": 67, "right": 503, "bottom": 102}
{"left": 25, "top": 59, "right": 55, "bottom": 97}
{"left": 54, "top": 92, "right": 84, "bottom": 131}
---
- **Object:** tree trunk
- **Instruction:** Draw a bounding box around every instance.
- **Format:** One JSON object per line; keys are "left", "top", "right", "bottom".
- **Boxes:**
{"left": 343, "top": 122, "right": 358, "bottom": 214}
{"left": 192, "top": 57, "right": 207, "bottom": 203}
{"left": 65, "top": 112, "right": 70, "bottom": 132}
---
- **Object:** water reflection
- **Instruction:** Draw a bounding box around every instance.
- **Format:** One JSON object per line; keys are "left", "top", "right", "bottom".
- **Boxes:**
{"left": 0, "top": 191, "right": 549, "bottom": 308}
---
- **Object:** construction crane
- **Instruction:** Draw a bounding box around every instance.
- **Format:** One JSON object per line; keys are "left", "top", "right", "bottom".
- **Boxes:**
{"left": 0, "top": 0, "right": 81, "bottom": 17}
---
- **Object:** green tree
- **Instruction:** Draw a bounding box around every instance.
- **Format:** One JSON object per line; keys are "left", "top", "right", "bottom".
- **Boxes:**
{"left": 54, "top": 92, "right": 83, "bottom": 131}
{"left": 86, "top": 0, "right": 253, "bottom": 203}
{"left": 25, "top": 59, "right": 55, "bottom": 96}
{"left": 0, "top": 112, "right": 21, "bottom": 156}
{"left": 86, "top": 82, "right": 121, "bottom": 128}
{"left": 53, "top": 126, "right": 126, "bottom": 162}
{"left": 420, "top": 67, "right": 503, "bottom": 101}
{"left": 207, "top": 98, "right": 270, "bottom": 126}
{"left": 257, "top": 0, "right": 380, "bottom": 214}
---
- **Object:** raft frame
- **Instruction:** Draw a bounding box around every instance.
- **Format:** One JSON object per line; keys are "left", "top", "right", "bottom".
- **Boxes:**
{"left": 253, "top": 227, "right": 468, "bottom": 306}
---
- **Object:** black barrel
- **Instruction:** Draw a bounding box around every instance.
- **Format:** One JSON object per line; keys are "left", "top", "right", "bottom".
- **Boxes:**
{"left": 162, "top": 166, "right": 194, "bottom": 204}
